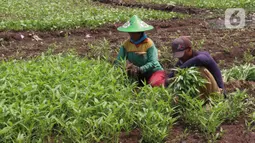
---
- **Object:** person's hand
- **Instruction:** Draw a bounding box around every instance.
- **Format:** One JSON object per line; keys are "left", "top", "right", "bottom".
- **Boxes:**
{"left": 130, "top": 64, "right": 140, "bottom": 76}
{"left": 165, "top": 77, "right": 174, "bottom": 87}
{"left": 126, "top": 61, "right": 141, "bottom": 77}
{"left": 126, "top": 60, "right": 133, "bottom": 72}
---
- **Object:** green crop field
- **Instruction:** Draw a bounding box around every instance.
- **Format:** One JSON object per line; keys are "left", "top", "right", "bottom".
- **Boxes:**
{"left": 0, "top": 52, "right": 250, "bottom": 142}
{"left": 222, "top": 64, "right": 255, "bottom": 82}
{"left": 0, "top": 0, "right": 183, "bottom": 31}
{"left": 0, "top": 52, "right": 175, "bottom": 142}
{"left": 137, "top": 0, "right": 255, "bottom": 9}
{"left": 0, "top": 0, "right": 254, "bottom": 142}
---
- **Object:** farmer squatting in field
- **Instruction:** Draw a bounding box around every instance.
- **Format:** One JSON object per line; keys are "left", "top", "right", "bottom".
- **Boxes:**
{"left": 115, "top": 15, "right": 166, "bottom": 87}
{"left": 115, "top": 15, "right": 225, "bottom": 98}
{"left": 166, "top": 36, "right": 226, "bottom": 98}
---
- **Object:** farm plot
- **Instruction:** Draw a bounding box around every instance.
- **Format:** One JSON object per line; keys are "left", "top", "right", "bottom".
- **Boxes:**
{"left": 0, "top": 0, "right": 183, "bottom": 30}
{"left": 136, "top": 0, "right": 255, "bottom": 9}
{"left": 0, "top": 0, "right": 255, "bottom": 142}
{"left": 0, "top": 52, "right": 253, "bottom": 142}
{"left": 0, "top": 52, "right": 178, "bottom": 142}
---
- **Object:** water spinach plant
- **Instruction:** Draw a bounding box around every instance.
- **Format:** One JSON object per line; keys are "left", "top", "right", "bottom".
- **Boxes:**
{"left": 0, "top": 52, "right": 177, "bottom": 143}
{"left": 0, "top": 0, "right": 184, "bottom": 30}
{"left": 168, "top": 67, "right": 248, "bottom": 141}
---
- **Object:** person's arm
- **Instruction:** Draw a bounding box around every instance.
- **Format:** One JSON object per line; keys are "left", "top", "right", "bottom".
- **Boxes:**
{"left": 168, "top": 72, "right": 174, "bottom": 78}
{"left": 168, "top": 61, "right": 182, "bottom": 78}
{"left": 166, "top": 55, "right": 208, "bottom": 86}
{"left": 168, "top": 54, "right": 208, "bottom": 78}
{"left": 139, "top": 46, "right": 160, "bottom": 73}
{"left": 179, "top": 54, "right": 208, "bottom": 68}
{"left": 180, "top": 54, "right": 225, "bottom": 89}
{"left": 114, "top": 46, "right": 126, "bottom": 65}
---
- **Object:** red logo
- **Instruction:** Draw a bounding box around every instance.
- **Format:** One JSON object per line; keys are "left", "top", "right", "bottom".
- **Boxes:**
{"left": 177, "top": 44, "right": 182, "bottom": 50}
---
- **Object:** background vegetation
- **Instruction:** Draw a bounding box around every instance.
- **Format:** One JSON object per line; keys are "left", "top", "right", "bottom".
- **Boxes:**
{"left": 0, "top": 0, "right": 183, "bottom": 30}
{"left": 0, "top": 52, "right": 251, "bottom": 142}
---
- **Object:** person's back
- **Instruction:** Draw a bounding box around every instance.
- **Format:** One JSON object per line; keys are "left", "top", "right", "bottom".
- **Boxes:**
{"left": 173, "top": 51, "right": 224, "bottom": 89}
{"left": 167, "top": 36, "right": 225, "bottom": 97}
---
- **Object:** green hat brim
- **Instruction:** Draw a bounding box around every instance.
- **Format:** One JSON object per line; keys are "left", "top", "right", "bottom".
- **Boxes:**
{"left": 117, "top": 15, "right": 154, "bottom": 32}
{"left": 117, "top": 26, "right": 154, "bottom": 32}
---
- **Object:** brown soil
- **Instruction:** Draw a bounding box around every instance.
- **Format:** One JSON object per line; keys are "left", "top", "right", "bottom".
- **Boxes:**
{"left": 98, "top": 0, "right": 206, "bottom": 15}
{"left": 1, "top": 18, "right": 255, "bottom": 69}
{"left": 0, "top": 2, "right": 254, "bottom": 143}
{"left": 166, "top": 123, "right": 206, "bottom": 143}
{"left": 120, "top": 116, "right": 255, "bottom": 143}
{"left": 219, "top": 117, "right": 255, "bottom": 143}
{"left": 225, "top": 80, "right": 255, "bottom": 96}
{"left": 119, "top": 128, "right": 141, "bottom": 143}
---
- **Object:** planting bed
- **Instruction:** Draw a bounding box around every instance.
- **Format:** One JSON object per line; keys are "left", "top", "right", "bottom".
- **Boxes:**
{"left": 0, "top": 17, "right": 255, "bottom": 69}
{"left": 0, "top": 0, "right": 255, "bottom": 142}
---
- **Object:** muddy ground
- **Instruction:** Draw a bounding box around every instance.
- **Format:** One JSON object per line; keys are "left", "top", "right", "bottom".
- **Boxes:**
{"left": 0, "top": 1, "right": 254, "bottom": 143}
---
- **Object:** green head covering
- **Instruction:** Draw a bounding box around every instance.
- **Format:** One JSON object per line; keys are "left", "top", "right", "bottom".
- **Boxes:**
{"left": 117, "top": 15, "right": 154, "bottom": 32}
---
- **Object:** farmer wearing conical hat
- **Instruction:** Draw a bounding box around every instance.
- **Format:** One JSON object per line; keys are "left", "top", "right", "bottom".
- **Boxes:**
{"left": 167, "top": 36, "right": 226, "bottom": 98}
{"left": 115, "top": 15, "right": 165, "bottom": 87}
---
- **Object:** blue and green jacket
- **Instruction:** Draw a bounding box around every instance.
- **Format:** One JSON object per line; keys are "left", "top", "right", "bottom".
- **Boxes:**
{"left": 116, "top": 38, "right": 163, "bottom": 78}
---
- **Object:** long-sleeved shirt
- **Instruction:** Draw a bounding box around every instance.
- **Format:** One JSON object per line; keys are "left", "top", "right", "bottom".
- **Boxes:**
{"left": 116, "top": 38, "right": 163, "bottom": 78}
{"left": 168, "top": 51, "right": 224, "bottom": 89}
